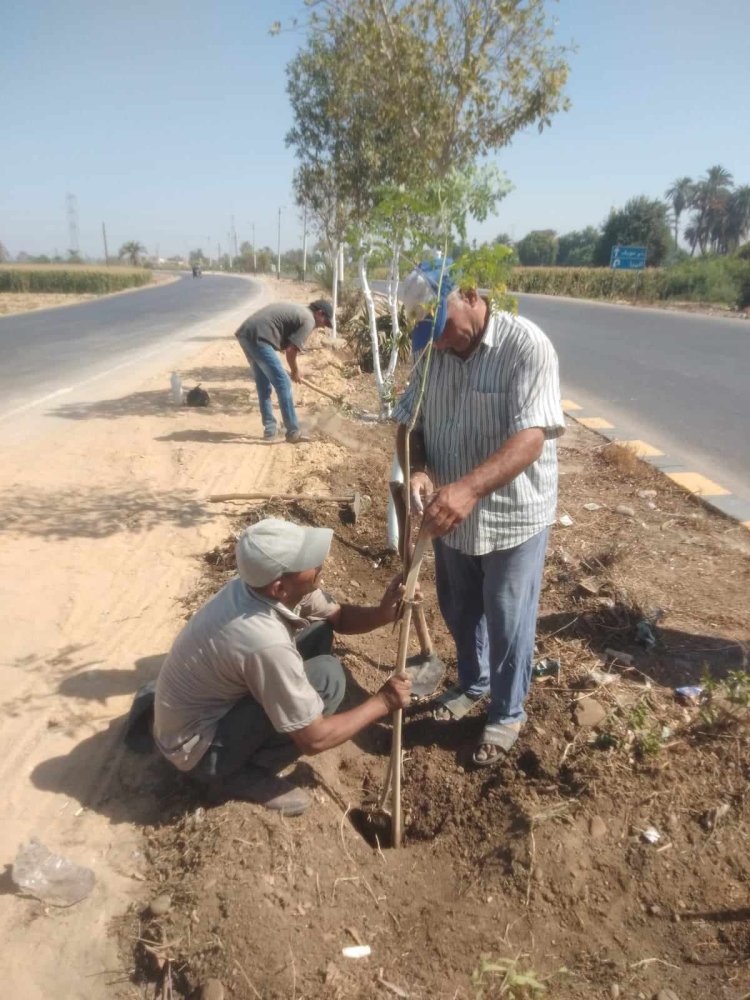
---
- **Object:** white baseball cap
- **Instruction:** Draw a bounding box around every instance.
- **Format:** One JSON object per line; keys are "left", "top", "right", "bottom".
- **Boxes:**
{"left": 236, "top": 518, "right": 333, "bottom": 588}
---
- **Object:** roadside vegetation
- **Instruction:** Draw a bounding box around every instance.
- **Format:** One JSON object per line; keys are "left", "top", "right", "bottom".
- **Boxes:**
{"left": 0, "top": 264, "right": 153, "bottom": 295}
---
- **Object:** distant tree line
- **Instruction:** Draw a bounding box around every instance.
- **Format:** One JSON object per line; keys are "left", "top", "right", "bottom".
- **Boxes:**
{"left": 500, "top": 164, "right": 750, "bottom": 268}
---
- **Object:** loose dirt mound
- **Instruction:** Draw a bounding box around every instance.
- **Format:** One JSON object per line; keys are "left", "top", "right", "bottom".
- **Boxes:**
{"left": 119, "top": 354, "right": 749, "bottom": 1000}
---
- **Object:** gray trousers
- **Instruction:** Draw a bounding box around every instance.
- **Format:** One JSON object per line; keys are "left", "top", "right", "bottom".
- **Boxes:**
{"left": 190, "top": 621, "right": 345, "bottom": 782}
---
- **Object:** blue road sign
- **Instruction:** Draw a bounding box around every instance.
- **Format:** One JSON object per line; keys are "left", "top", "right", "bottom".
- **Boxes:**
{"left": 610, "top": 245, "right": 647, "bottom": 270}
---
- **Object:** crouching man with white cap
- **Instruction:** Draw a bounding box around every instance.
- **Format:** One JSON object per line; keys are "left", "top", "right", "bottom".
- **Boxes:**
{"left": 154, "top": 518, "right": 411, "bottom": 815}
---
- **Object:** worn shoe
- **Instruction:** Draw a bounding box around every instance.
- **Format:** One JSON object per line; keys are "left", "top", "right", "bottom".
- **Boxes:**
{"left": 207, "top": 766, "right": 311, "bottom": 815}
{"left": 285, "top": 430, "right": 311, "bottom": 444}
{"left": 263, "top": 429, "right": 278, "bottom": 441}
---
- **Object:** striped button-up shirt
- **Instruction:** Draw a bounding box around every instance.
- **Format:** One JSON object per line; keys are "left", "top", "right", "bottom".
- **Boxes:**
{"left": 392, "top": 310, "right": 565, "bottom": 555}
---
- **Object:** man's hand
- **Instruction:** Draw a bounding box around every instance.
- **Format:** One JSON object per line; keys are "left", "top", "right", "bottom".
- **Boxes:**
{"left": 409, "top": 470, "right": 435, "bottom": 515}
{"left": 378, "top": 574, "right": 422, "bottom": 625}
{"left": 377, "top": 674, "right": 412, "bottom": 712}
{"left": 285, "top": 345, "right": 301, "bottom": 382}
{"left": 422, "top": 479, "right": 480, "bottom": 538}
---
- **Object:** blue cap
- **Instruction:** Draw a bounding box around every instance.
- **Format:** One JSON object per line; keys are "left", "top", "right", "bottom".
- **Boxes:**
{"left": 406, "top": 259, "right": 454, "bottom": 354}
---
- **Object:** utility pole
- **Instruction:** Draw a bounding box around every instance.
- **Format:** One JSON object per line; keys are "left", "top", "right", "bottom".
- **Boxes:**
{"left": 302, "top": 205, "right": 308, "bottom": 282}
{"left": 252, "top": 223, "right": 257, "bottom": 271}
{"left": 101, "top": 222, "right": 109, "bottom": 265}
{"left": 277, "top": 207, "right": 282, "bottom": 278}
{"left": 231, "top": 215, "right": 238, "bottom": 258}
{"left": 66, "top": 193, "right": 79, "bottom": 256}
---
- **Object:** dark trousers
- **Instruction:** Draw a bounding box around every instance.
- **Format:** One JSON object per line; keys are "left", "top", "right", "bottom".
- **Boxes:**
{"left": 190, "top": 622, "right": 345, "bottom": 782}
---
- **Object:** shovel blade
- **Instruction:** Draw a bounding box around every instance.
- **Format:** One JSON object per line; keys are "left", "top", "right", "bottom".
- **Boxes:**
{"left": 405, "top": 652, "right": 446, "bottom": 701}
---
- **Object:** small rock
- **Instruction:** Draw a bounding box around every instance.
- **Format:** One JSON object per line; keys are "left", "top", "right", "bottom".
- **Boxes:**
{"left": 559, "top": 513, "right": 574, "bottom": 527}
{"left": 615, "top": 504, "right": 635, "bottom": 517}
{"left": 610, "top": 985, "right": 621, "bottom": 1000}
{"left": 589, "top": 815, "right": 607, "bottom": 839}
{"left": 304, "top": 866, "right": 314, "bottom": 878}
{"left": 199, "top": 980, "right": 225, "bottom": 1000}
{"left": 578, "top": 575, "right": 601, "bottom": 595}
{"left": 583, "top": 502, "right": 602, "bottom": 511}
{"left": 655, "top": 990, "right": 681, "bottom": 1000}
{"left": 574, "top": 698, "right": 607, "bottom": 728}
{"left": 647, "top": 903, "right": 661, "bottom": 916}
{"left": 638, "top": 489, "right": 657, "bottom": 498}
{"left": 148, "top": 893, "right": 172, "bottom": 917}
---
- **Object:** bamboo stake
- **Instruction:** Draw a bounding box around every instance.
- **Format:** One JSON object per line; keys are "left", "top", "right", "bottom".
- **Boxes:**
{"left": 389, "top": 529, "right": 429, "bottom": 848}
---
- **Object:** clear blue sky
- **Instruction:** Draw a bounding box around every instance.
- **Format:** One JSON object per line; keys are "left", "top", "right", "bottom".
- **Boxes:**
{"left": 2, "top": 0, "right": 749, "bottom": 259}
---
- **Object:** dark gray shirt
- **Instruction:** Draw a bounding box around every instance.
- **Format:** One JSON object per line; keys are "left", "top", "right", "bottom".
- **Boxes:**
{"left": 236, "top": 302, "right": 315, "bottom": 352}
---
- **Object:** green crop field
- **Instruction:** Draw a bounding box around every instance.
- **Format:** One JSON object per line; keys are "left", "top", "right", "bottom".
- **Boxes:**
{"left": 0, "top": 264, "right": 153, "bottom": 295}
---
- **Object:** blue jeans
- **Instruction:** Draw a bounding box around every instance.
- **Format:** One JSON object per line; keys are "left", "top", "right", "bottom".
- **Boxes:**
{"left": 236, "top": 335, "right": 299, "bottom": 437}
{"left": 433, "top": 529, "right": 549, "bottom": 726}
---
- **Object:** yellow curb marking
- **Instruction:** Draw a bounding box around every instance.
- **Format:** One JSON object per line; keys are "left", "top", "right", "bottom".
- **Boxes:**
{"left": 561, "top": 399, "right": 583, "bottom": 411}
{"left": 578, "top": 416, "right": 615, "bottom": 430}
{"left": 666, "top": 472, "right": 731, "bottom": 496}
{"left": 619, "top": 439, "right": 664, "bottom": 458}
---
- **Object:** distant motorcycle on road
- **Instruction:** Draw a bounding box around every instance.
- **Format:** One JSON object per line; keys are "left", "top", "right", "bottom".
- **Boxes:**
{"left": 192, "top": 264, "right": 202, "bottom": 278}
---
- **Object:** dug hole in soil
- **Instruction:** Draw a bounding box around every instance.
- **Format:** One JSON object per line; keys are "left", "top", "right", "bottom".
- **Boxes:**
{"left": 116, "top": 334, "right": 749, "bottom": 1000}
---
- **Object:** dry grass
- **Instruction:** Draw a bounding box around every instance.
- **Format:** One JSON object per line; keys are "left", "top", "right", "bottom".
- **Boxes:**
{"left": 599, "top": 442, "right": 650, "bottom": 479}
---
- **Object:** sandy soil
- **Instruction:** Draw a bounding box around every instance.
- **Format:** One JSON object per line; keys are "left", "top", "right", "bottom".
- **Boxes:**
{"left": 0, "top": 277, "right": 330, "bottom": 998}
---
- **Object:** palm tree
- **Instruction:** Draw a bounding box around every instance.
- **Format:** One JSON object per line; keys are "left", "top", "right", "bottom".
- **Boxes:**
{"left": 118, "top": 240, "right": 147, "bottom": 266}
{"left": 665, "top": 177, "right": 693, "bottom": 247}
{"left": 688, "top": 165, "right": 734, "bottom": 254}
{"left": 725, "top": 186, "right": 750, "bottom": 252}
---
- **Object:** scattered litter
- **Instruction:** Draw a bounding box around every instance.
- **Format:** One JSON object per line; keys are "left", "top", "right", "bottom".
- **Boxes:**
{"left": 193, "top": 807, "right": 206, "bottom": 825}
{"left": 641, "top": 826, "right": 661, "bottom": 844}
{"left": 578, "top": 575, "right": 601, "bottom": 595}
{"left": 675, "top": 686, "right": 703, "bottom": 703}
{"left": 638, "top": 489, "right": 657, "bottom": 499}
{"left": 635, "top": 620, "right": 657, "bottom": 652}
{"left": 604, "top": 648, "right": 634, "bottom": 666}
{"left": 343, "top": 945, "right": 372, "bottom": 959}
{"left": 12, "top": 838, "right": 95, "bottom": 907}
{"left": 583, "top": 502, "right": 602, "bottom": 511}
{"left": 558, "top": 514, "right": 574, "bottom": 527}
{"left": 532, "top": 658, "right": 561, "bottom": 679}
{"left": 615, "top": 504, "right": 635, "bottom": 517}
{"left": 557, "top": 547, "right": 576, "bottom": 565}
{"left": 597, "top": 596, "right": 616, "bottom": 610}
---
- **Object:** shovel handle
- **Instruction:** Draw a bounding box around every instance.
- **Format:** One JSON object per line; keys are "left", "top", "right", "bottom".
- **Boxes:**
{"left": 298, "top": 376, "right": 343, "bottom": 404}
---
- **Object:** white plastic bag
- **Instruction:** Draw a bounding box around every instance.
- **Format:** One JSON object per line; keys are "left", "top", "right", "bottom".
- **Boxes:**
{"left": 12, "top": 838, "right": 95, "bottom": 906}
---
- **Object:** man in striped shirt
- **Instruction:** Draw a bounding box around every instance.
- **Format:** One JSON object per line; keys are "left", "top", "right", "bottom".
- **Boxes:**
{"left": 393, "top": 286, "right": 564, "bottom": 766}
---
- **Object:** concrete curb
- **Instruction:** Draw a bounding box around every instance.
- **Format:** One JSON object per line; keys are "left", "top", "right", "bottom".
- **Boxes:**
{"left": 561, "top": 398, "right": 750, "bottom": 533}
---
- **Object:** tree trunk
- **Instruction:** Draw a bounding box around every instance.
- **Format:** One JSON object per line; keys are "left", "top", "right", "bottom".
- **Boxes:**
{"left": 331, "top": 242, "right": 340, "bottom": 340}
{"left": 385, "top": 242, "right": 402, "bottom": 382}
{"left": 358, "top": 250, "right": 387, "bottom": 416}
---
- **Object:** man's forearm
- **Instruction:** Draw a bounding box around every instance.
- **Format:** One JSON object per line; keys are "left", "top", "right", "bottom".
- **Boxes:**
{"left": 292, "top": 694, "right": 390, "bottom": 755}
{"left": 335, "top": 603, "right": 392, "bottom": 634}
{"left": 462, "top": 428, "right": 545, "bottom": 498}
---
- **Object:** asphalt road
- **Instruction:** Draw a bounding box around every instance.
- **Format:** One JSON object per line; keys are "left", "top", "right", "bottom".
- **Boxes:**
{"left": 0, "top": 272, "right": 261, "bottom": 415}
{"left": 516, "top": 294, "right": 750, "bottom": 512}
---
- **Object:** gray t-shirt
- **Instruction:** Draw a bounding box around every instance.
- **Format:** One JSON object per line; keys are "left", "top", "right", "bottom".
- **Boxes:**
{"left": 154, "top": 579, "right": 338, "bottom": 771}
{"left": 235, "top": 302, "right": 315, "bottom": 352}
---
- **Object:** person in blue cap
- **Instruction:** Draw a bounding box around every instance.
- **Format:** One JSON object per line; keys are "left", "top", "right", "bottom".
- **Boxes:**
{"left": 392, "top": 270, "right": 565, "bottom": 767}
